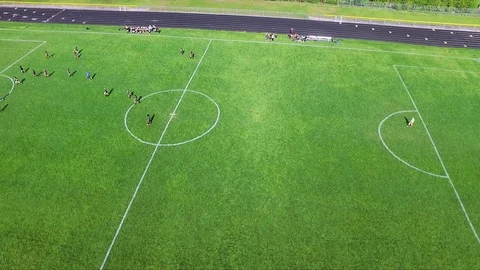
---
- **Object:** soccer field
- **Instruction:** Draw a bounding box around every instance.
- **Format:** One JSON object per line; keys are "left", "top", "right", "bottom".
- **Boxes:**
{"left": 0, "top": 22, "right": 479, "bottom": 269}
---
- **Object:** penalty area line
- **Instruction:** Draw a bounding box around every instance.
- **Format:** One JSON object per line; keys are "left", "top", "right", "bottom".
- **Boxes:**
{"left": 99, "top": 39, "right": 213, "bottom": 270}
{"left": 394, "top": 64, "right": 480, "bottom": 245}
{"left": 0, "top": 40, "right": 46, "bottom": 74}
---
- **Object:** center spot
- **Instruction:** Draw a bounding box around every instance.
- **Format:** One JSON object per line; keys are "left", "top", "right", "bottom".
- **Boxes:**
{"left": 124, "top": 90, "right": 220, "bottom": 147}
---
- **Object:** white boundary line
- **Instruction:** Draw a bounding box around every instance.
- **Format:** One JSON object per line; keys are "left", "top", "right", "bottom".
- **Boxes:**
{"left": 394, "top": 64, "right": 480, "bottom": 245}
{"left": 124, "top": 89, "right": 221, "bottom": 147}
{"left": 394, "top": 64, "right": 480, "bottom": 74}
{"left": 0, "top": 28, "right": 478, "bottom": 61}
{"left": 42, "top": 9, "right": 65, "bottom": 23}
{"left": 0, "top": 38, "right": 46, "bottom": 43}
{"left": 99, "top": 39, "right": 213, "bottom": 270}
{"left": 0, "top": 40, "right": 46, "bottom": 74}
{"left": 378, "top": 110, "right": 447, "bottom": 179}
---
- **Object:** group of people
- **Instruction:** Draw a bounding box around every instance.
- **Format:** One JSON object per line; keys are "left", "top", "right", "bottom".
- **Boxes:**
{"left": 125, "top": 90, "right": 140, "bottom": 104}
{"left": 289, "top": 33, "right": 307, "bottom": 42}
{"left": 123, "top": 25, "right": 160, "bottom": 34}
{"left": 18, "top": 64, "right": 50, "bottom": 79}
{"left": 180, "top": 48, "right": 195, "bottom": 59}
{"left": 265, "top": 33, "right": 277, "bottom": 41}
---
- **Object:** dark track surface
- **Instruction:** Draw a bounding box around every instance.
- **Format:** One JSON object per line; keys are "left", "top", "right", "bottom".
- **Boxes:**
{"left": 0, "top": 6, "right": 479, "bottom": 48}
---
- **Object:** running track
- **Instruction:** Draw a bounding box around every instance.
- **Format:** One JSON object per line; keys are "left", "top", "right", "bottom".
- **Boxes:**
{"left": 0, "top": 6, "right": 479, "bottom": 48}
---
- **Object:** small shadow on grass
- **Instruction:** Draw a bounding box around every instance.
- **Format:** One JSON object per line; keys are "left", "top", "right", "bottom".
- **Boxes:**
{"left": 92, "top": 73, "right": 96, "bottom": 80}
{"left": 49, "top": 71, "right": 55, "bottom": 77}
{"left": 71, "top": 70, "right": 77, "bottom": 77}
{"left": 1, "top": 104, "right": 8, "bottom": 112}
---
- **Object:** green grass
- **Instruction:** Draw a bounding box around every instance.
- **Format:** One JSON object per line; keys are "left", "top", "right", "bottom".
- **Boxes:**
{"left": 12, "top": 0, "right": 480, "bottom": 26}
{"left": 0, "top": 22, "right": 480, "bottom": 269}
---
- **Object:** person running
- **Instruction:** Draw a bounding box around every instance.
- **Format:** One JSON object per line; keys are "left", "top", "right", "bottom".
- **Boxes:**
{"left": 67, "top": 68, "right": 71, "bottom": 77}
{"left": 45, "top": 50, "right": 50, "bottom": 59}
{"left": 86, "top": 71, "right": 92, "bottom": 81}
{"left": 146, "top": 114, "right": 152, "bottom": 125}
{"left": 13, "top": 76, "right": 21, "bottom": 84}
{"left": 407, "top": 117, "right": 415, "bottom": 127}
{"left": 189, "top": 51, "right": 195, "bottom": 59}
{"left": 74, "top": 47, "right": 80, "bottom": 58}
{"left": 19, "top": 65, "right": 24, "bottom": 73}
{"left": 180, "top": 48, "right": 185, "bottom": 55}
{"left": 43, "top": 69, "right": 48, "bottom": 77}
{"left": 104, "top": 88, "right": 110, "bottom": 97}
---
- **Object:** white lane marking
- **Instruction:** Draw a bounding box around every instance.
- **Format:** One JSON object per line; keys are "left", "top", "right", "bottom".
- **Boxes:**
{"left": 99, "top": 39, "right": 213, "bottom": 270}
{"left": 42, "top": 9, "right": 65, "bottom": 23}
{"left": 0, "top": 28, "right": 477, "bottom": 61}
{"left": 394, "top": 64, "right": 480, "bottom": 245}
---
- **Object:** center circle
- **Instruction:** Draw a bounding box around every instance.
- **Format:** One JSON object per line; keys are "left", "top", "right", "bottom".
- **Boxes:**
{"left": 124, "top": 89, "right": 220, "bottom": 147}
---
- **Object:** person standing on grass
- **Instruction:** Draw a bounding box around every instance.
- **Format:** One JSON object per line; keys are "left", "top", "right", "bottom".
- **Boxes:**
{"left": 407, "top": 117, "right": 415, "bottom": 127}
{"left": 126, "top": 90, "right": 132, "bottom": 98}
{"left": 13, "top": 76, "right": 21, "bottom": 85}
{"left": 133, "top": 95, "right": 139, "bottom": 104}
{"left": 180, "top": 48, "right": 185, "bottom": 55}
{"left": 19, "top": 65, "right": 24, "bottom": 73}
{"left": 43, "top": 69, "right": 48, "bottom": 77}
{"left": 104, "top": 88, "right": 110, "bottom": 97}
{"left": 67, "top": 68, "right": 71, "bottom": 77}
{"left": 32, "top": 69, "right": 38, "bottom": 77}
{"left": 86, "top": 71, "right": 92, "bottom": 81}
{"left": 189, "top": 51, "right": 195, "bottom": 59}
{"left": 45, "top": 50, "right": 50, "bottom": 59}
{"left": 146, "top": 114, "right": 152, "bottom": 125}
{"left": 74, "top": 46, "right": 79, "bottom": 58}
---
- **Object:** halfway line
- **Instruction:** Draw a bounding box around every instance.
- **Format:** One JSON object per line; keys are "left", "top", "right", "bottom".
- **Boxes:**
{"left": 99, "top": 39, "right": 213, "bottom": 270}
{"left": 393, "top": 64, "right": 480, "bottom": 245}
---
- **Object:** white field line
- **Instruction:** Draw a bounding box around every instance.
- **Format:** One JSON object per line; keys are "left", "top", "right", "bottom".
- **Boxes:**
{"left": 42, "top": 9, "right": 65, "bottom": 23}
{"left": 378, "top": 110, "right": 447, "bottom": 179}
{"left": 0, "top": 28, "right": 477, "bottom": 61}
{"left": 394, "top": 64, "right": 480, "bottom": 245}
{"left": 124, "top": 89, "right": 220, "bottom": 147}
{"left": 99, "top": 39, "right": 213, "bottom": 270}
{"left": 394, "top": 65, "right": 480, "bottom": 74}
{"left": 0, "top": 38, "right": 46, "bottom": 43}
{"left": 0, "top": 40, "right": 46, "bottom": 74}
{"left": 0, "top": 74, "right": 14, "bottom": 99}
